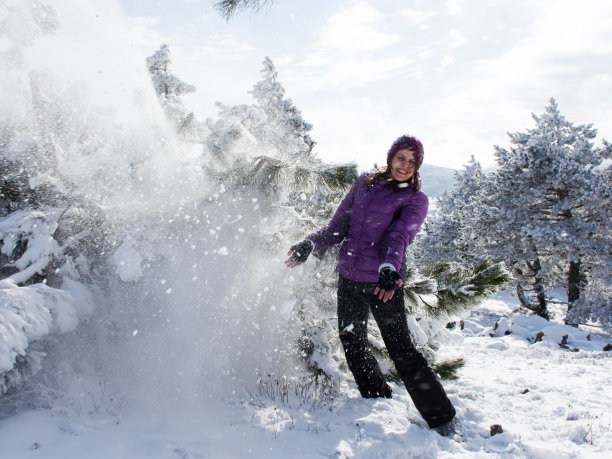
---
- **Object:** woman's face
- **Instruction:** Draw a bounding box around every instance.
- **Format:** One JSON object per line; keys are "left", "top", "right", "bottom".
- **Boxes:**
{"left": 390, "top": 148, "right": 417, "bottom": 182}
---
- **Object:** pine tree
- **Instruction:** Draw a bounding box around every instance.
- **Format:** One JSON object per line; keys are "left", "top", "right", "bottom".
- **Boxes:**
{"left": 200, "top": 57, "right": 358, "bottom": 383}
{"left": 0, "top": 3, "right": 109, "bottom": 392}
{"left": 250, "top": 57, "right": 315, "bottom": 156}
{"left": 565, "top": 155, "right": 612, "bottom": 328}
{"left": 481, "top": 99, "right": 611, "bottom": 321}
{"left": 417, "top": 156, "right": 487, "bottom": 267}
{"left": 204, "top": 60, "right": 513, "bottom": 383}
{"left": 146, "top": 44, "right": 204, "bottom": 139}
{"left": 146, "top": 44, "right": 196, "bottom": 99}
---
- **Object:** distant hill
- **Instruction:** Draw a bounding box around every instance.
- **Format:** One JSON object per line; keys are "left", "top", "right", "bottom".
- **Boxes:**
{"left": 419, "top": 163, "right": 457, "bottom": 198}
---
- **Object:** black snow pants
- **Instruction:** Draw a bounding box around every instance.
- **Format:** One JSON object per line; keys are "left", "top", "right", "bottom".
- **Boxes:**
{"left": 337, "top": 275, "right": 456, "bottom": 428}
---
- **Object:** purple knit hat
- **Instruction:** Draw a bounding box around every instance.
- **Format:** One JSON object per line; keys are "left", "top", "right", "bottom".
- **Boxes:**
{"left": 386, "top": 135, "right": 424, "bottom": 170}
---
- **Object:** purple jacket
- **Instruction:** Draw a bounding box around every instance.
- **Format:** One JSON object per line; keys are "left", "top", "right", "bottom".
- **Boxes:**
{"left": 307, "top": 173, "right": 429, "bottom": 283}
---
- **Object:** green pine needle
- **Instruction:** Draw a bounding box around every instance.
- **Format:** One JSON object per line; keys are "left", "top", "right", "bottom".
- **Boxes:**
{"left": 434, "top": 358, "right": 466, "bottom": 381}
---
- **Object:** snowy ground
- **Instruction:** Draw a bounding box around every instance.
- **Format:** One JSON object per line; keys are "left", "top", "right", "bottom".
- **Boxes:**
{"left": 1, "top": 293, "right": 610, "bottom": 458}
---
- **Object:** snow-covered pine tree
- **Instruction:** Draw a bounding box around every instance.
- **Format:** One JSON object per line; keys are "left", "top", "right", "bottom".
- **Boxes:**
{"left": 199, "top": 57, "right": 359, "bottom": 383}
{"left": 481, "top": 99, "right": 610, "bottom": 321}
{"left": 146, "top": 44, "right": 205, "bottom": 140}
{"left": 417, "top": 156, "right": 487, "bottom": 267}
{"left": 250, "top": 56, "right": 315, "bottom": 156}
{"left": 477, "top": 159, "right": 550, "bottom": 318}
{"left": 564, "top": 143, "right": 612, "bottom": 328}
{"left": 0, "top": 2, "right": 107, "bottom": 393}
{"left": 522, "top": 102, "right": 610, "bottom": 324}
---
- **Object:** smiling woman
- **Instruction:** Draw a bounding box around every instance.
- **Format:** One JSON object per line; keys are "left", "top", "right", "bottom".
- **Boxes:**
{"left": 286, "top": 134, "right": 462, "bottom": 438}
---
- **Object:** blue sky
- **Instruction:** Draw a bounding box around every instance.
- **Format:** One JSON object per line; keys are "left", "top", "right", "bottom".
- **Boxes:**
{"left": 52, "top": 0, "right": 612, "bottom": 170}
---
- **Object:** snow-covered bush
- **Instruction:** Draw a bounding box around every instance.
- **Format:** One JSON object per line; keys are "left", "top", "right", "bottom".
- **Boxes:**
{"left": 0, "top": 278, "right": 83, "bottom": 393}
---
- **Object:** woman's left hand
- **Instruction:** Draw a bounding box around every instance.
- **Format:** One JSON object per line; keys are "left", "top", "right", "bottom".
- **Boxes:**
{"left": 374, "top": 278, "right": 403, "bottom": 303}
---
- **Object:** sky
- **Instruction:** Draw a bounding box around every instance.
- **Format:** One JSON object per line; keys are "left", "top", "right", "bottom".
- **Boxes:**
{"left": 53, "top": 0, "right": 612, "bottom": 170}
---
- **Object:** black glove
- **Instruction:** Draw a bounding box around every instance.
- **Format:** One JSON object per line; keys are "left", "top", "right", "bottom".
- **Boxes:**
{"left": 289, "top": 240, "right": 313, "bottom": 263}
{"left": 377, "top": 267, "right": 400, "bottom": 291}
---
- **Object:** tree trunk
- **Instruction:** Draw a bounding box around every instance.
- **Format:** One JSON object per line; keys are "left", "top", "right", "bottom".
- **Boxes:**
{"left": 516, "top": 283, "right": 530, "bottom": 308}
{"left": 567, "top": 259, "right": 583, "bottom": 308}
{"left": 566, "top": 259, "right": 585, "bottom": 325}
{"left": 533, "top": 272, "right": 549, "bottom": 320}
{"left": 515, "top": 255, "right": 549, "bottom": 320}
{"left": 528, "top": 239, "right": 549, "bottom": 320}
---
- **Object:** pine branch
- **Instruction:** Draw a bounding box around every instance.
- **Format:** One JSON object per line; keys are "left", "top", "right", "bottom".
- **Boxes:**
{"left": 215, "top": 0, "right": 272, "bottom": 19}
{"left": 319, "top": 164, "right": 359, "bottom": 190}
{"left": 434, "top": 358, "right": 465, "bottom": 381}
{"left": 407, "top": 261, "right": 512, "bottom": 319}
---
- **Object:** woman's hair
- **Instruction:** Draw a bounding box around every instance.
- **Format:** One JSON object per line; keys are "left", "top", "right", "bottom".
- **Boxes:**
{"left": 365, "top": 166, "right": 421, "bottom": 192}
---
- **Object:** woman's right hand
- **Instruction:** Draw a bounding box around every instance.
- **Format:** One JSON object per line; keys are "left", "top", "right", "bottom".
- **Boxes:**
{"left": 285, "top": 240, "right": 314, "bottom": 268}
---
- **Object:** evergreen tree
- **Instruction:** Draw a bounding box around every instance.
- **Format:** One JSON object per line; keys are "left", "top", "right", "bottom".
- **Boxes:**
{"left": 417, "top": 156, "right": 487, "bottom": 267}
{"left": 204, "top": 57, "right": 336, "bottom": 205}
{"left": 146, "top": 44, "right": 205, "bottom": 139}
{"left": 481, "top": 99, "right": 610, "bottom": 321}
{"left": 199, "top": 57, "right": 358, "bottom": 382}
{"left": 250, "top": 57, "right": 315, "bottom": 156}
{"left": 0, "top": 3, "right": 109, "bottom": 392}
{"left": 565, "top": 157, "right": 612, "bottom": 328}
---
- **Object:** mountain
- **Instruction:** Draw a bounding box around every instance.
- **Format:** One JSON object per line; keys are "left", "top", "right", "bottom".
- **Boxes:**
{"left": 419, "top": 163, "right": 457, "bottom": 198}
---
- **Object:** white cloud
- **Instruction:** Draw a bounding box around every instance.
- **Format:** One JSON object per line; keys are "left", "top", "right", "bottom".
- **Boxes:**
{"left": 291, "top": 2, "right": 413, "bottom": 91}
{"left": 440, "top": 55, "right": 453, "bottom": 68}
{"left": 407, "top": 0, "right": 612, "bottom": 168}
{"left": 124, "top": 16, "right": 165, "bottom": 49}
{"left": 398, "top": 8, "right": 439, "bottom": 25}
{"left": 303, "top": 95, "right": 405, "bottom": 170}
{"left": 449, "top": 28, "right": 467, "bottom": 48}
{"left": 444, "top": 0, "right": 464, "bottom": 16}
{"left": 312, "top": 1, "right": 400, "bottom": 55}
{"left": 179, "top": 34, "right": 256, "bottom": 61}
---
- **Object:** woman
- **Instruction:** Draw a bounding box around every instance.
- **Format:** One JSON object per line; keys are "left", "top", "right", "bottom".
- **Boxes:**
{"left": 285, "top": 135, "right": 461, "bottom": 438}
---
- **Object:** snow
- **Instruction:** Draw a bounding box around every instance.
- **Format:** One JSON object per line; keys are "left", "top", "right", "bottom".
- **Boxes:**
{"left": 1, "top": 2, "right": 610, "bottom": 457}
{"left": 0, "top": 279, "right": 78, "bottom": 371}
{"left": 1, "top": 293, "right": 610, "bottom": 458}
{"left": 111, "top": 238, "right": 144, "bottom": 282}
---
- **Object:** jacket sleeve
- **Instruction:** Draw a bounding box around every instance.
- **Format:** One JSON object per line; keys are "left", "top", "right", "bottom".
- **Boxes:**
{"left": 306, "top": 174, "right": 364, "bottom": 252}
{"left": 380, "top": 191, "right": 429, "bottom": 271}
